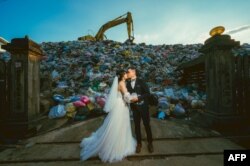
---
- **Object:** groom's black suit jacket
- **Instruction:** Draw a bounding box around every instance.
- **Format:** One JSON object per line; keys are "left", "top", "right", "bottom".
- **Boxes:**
{"left": 127, "top": 78, "right": 153, "bottom": 144}
{"left": 126, "top": 78, "right": 150, "bottom": 111}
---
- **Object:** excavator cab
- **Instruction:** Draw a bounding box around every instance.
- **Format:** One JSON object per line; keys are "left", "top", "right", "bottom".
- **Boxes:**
{"left": 78, "top": 12, "right": 134, "bottom": 42}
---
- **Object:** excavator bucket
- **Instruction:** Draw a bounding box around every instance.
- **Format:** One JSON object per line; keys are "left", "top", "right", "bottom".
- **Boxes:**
{"left": 78, "top": 35, "right": 96, "bottom": 41}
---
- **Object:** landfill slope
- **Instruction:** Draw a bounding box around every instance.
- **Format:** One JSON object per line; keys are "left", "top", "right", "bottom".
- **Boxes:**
{"left": 38, "top": 40, "right": 250, "bottom": 120}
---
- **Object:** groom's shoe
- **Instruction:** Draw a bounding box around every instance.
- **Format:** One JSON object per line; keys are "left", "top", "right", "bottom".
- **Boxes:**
{"left": 136, "top": 144, "right": 142, "bottom": 153}
{"left": 148, "top": 143, "right": 154, "bottom": 153}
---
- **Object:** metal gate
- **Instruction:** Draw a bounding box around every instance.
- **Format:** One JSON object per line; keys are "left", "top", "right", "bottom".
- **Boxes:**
{"left": 178, "top": 32, "right": 250, "bottom": 118}
{"left": 0, "top": 60, "right": 10, "bottom": 121}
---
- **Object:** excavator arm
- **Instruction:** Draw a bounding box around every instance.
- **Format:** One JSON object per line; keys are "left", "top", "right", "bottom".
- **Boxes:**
{"left": 95, "top": 12, "right": 134, "bottom": 41}
{"left": 78, "top": 12, "right": 134, "bottom": 42}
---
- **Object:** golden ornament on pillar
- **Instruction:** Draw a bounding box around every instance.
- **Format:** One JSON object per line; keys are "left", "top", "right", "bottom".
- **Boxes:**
{"left": 209, "top": 26, "right": 225, "bottom": 36}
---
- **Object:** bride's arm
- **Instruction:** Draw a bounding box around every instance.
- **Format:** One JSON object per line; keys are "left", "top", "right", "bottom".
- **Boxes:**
{"left": 119, "top": 82, "right": 132, "bottom": 103}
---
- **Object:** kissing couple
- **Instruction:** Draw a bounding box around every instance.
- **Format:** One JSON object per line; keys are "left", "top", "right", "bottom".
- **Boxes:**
{"left": 80, "top": 66, "right": 153, "bottom": 163}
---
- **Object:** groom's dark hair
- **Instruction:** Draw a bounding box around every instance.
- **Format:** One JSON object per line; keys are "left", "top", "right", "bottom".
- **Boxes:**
{"left": 127, "top": 66, "right": 141, "bottom": 77}
{"left": 127, "top": 66, "right": 137, "bottom": 72}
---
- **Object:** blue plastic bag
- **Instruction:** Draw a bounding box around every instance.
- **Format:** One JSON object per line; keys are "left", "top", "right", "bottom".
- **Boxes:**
{"left": 53, "top": 94, "right": 65, "bottom": 103}
{"left": 164, "top": 88, "right": 175, "bottom": 98}
{"left": 69, "top": 96, "right": 81, "bottom": 102}
{"left": 49, "top": 104, "right": 66, "bottom": 119}
{"left": 178, "top": 88, "right": 189, "bottom": 100}
{"left": 157, "top": 111, "right": 166, "bottom": 120}
{"left": 158, "top": 100, "right": 169, "bottom": 109}
{"left": 57, "top": 81, "right": 68, "bottom": 88}
{"left": 173, "top": 104, "right": 185, "bottom": 116}
{"left": 51, "top": 70, "right": 60, "bottom": 79}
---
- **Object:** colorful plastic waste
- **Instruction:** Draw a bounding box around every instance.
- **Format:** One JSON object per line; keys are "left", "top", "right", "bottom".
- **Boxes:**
{"left": 73, "top": 100, "right": 86, "bottom": 107}
{"left": 65, "top": 103, "right": 77, "bottom": 118}
{"left": 53, "top": 94, "right": 65, "bottom": 103}
{"left": 157, "top": 111, "right": 166, "bottom": 120}
{"left": 39, "top": 40, "right": 250, "bottom": 120}
{"left": 48, "top": 104, "right": 66, "bottom": 119}
{"left": 173, "top": 104, "right": 186, "bottom": 116}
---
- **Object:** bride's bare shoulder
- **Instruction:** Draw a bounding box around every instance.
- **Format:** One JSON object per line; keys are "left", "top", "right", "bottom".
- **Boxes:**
{"left": 118, "top": 81, "right": 126, "bottom": 90}
{"left": 119, "top": 81, "right": 126, "bottom": 86}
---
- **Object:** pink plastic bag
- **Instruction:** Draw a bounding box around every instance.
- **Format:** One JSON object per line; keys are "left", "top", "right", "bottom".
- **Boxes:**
{"left": 96, "top": 97, "right": 106, "bottom": 108}
{"left": 73, "top": 101, "right": 86, "bottom": 107}
{"left": 80, "top": 96, "right": 90, "bottom": 104}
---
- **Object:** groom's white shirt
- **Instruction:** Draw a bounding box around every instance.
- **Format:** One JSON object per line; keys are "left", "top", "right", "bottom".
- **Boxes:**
{"left": 131, "top": 78, "right": 136, "bottom": 89}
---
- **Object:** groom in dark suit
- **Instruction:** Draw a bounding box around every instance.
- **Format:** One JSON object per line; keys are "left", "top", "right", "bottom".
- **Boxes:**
{"left": 126, "top": 66, "right": 153, "bottom": 153}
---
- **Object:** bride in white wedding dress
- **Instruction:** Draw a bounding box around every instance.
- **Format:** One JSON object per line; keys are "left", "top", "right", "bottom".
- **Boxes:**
{"left": 80, "top": 70, "right": 136, "bottom": 163}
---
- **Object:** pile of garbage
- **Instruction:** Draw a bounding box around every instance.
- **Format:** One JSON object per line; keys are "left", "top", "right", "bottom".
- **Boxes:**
{"left": 40, "top": 41, "right": 203, "bottom": 90}
{"left": 1, "top": 39, "right": 249, "bottom": 120}
{"left": 151, "top": 84, "right": 206, "bottom": 120}
{"left": 1, "top": 37, "right": 249, "bottom": 121}
{"left": 233, "top": 43, "right": 250, "bottom": 56}
{"left": 38, "top": 40, "right": 208, "bottom": 120}
{"left": 48, "top": 93, "right": 105, "bottom": 121}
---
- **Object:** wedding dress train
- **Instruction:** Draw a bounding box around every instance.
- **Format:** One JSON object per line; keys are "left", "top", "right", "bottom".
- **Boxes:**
{"left": 80, "top": 87, "right": 136, "bottom": 163}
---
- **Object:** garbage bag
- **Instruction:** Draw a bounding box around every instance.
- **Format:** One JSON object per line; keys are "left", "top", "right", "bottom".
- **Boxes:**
{"left": 164, "top": 88, "right": 175, "bottom": 98}
{"left": 51, "top": 70, "right": 60, "bottom": 80}
{"left": 98, "top": 82, "right": 107, "bottom": 91}
{"left": 157, "top": 111, "right": 166, "bottom": 120}
{"left": 96, "top": 96, "right": 106, "bottom": 108}
{"left": 57, "top": 81, "right": 68, "bottom": 88}
{"left": 69, "top": 96, "right": 81, "bottom": 102}
{"left": 80, "top": 96, "right": 90, "bottom": 104}
{"left": 155, "top": 91, "right": 164, "bottom": 96}
{"left": 65, "top": 103, "right": 77, "bottom": 118}
{"left": 53, "top": 94, "right": 65, "bottom": 103}
{"left": 169, "top": 104, "right": 175, "bottom": 112}
{"left": 48, "top": 104, "right": 66, "bottom": 119}
{"left": 88, "top": 96, "right": 95, "bottom": 103}
{"left": 178, "top": 88, "right": 189, "bottom": 100}
{"left": 158, "top": 100, "right": 169, "bottom": 109}
{"left": 73, "top": 101, "right": 86, "bottom": 107}
{"left": 65, "top": 103, "right": 76, "bottom": 112}
{"left": 173, "top": 104, "right": 185, "bottom": 116}
{"left": 87, "top": 102, "right": 95, "bottom": 111}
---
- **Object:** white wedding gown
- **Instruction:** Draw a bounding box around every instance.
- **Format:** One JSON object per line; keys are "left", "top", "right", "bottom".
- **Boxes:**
{"left": 80, "top": 91, "right": 136, "bottom": 163}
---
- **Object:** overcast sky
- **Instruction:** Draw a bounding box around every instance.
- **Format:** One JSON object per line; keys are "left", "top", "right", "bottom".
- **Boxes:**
{"left": 0, "top": 0, "right": 250, "bottom": 44}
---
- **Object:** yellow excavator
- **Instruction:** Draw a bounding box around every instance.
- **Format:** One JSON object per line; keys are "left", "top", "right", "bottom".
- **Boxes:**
{"left": 78, "top": 12, "right": 134, "bottom": 42}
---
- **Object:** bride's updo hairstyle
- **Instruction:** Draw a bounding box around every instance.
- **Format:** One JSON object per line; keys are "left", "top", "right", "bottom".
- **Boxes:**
{"left": 116, "top": 70, "right": 126, "bottom": 82}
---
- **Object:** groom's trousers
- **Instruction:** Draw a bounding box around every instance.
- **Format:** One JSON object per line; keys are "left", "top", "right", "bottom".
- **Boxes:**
{"left": 132, "top": 108, "right": 153, "bottom": 145}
